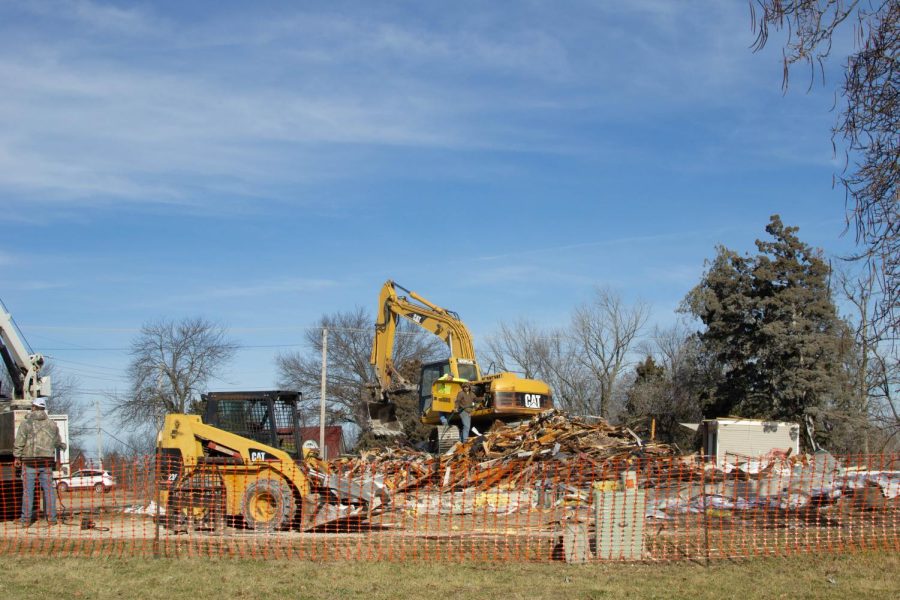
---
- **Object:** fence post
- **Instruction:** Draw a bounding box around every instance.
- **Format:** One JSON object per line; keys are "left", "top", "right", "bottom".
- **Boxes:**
{"left": 154, "top": 456, "right": 161, "bottom": 559}
{"left": 702, "top": 463, "right": 710, "bottom": 567}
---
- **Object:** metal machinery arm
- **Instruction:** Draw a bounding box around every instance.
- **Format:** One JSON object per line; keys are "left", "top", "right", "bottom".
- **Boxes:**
{"left": 370, "top": 280, "right": 480, "bottom": 394}
{"left": 0, "top": 299, "right": 50, "bottom": 406}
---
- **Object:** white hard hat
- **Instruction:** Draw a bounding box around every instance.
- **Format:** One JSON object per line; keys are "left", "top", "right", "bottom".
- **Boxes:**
{"left": 302, "top": 440, "right": 319, "bottom": 451}
{"left": 32, "top": 397, "right": 47, "bottom": 409}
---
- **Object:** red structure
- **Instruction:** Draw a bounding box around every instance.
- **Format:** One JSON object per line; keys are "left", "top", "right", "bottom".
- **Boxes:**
{"left": 297, "top": 426, "right": 345, "bottom": 460}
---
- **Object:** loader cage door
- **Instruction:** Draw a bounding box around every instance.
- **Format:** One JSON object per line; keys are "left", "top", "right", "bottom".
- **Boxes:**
{"left": 202, "top": 391, "right": 303, "bottom": 459}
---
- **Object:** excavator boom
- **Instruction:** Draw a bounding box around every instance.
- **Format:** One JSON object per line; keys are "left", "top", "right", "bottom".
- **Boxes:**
{"left": 371, "top": 280, "right": 478, "bottom": 396}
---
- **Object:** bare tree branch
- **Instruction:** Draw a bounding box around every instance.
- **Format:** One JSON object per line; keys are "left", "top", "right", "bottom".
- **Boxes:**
{"left": 40, "top": 362, "right": 88, "bottom": 448}
{"left": 751, "top": 0, "right": 899, "bottom": 342}
{"left": 118, "top": 317, "right": 236, "bottom": 427}
{"left": 570, "top": 287, "right": 650, "bottom": 418}
{"left": 276, "top": 307, "right": 444, "bottom": 433}
{"left": 484, "top": 320, "right": 599, "bottom": 415}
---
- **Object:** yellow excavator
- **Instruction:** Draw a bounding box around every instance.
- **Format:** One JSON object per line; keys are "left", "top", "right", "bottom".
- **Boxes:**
{"left": 157, "top": 391, "right": 388, "bottom": 533}
{"left": 367, "top": 280, "right": 552, "bottom": 450}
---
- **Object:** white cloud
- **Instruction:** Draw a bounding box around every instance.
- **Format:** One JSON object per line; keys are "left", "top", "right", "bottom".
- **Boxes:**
{"left": 643, "top": 264, "right": 704, "bottom": 287}
{"left": 16, "top": 0, "right": 160, "bottom": 36}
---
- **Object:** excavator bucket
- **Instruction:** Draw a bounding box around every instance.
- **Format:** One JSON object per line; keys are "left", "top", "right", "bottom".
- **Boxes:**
{"left": 367, "top": 401, "right": 403, "bottom": 436}
{"left": 362, "top": 382, "right": 407, "bottom": 436}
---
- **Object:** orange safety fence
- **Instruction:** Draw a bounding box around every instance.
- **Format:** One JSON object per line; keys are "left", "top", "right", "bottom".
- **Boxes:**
{"left": 0, "top": 452, "right": 896, "bottom": 562}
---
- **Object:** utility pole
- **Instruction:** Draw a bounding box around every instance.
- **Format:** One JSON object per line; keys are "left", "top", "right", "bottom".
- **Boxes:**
{"left": 319, "top": 327, "right": 328, "bottom": 459}
{"left": 95, "top": 398, "right": 103, "bottom": 470}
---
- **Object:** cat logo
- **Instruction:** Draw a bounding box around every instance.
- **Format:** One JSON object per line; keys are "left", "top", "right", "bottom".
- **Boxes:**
{"left": 524, "top": 394, "right": 542, "bottom": 409}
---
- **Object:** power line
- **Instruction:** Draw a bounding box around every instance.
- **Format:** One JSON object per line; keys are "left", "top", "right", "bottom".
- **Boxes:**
{"left": 100, "top": 428, "right": 142, "bottom": 453}
{"left": 40, "top": 342, "right": 308, "bottom": 352}
{"left": 38, "top": 327, "right": 427, "bottom": 353}
{"left": 45, "top": 356, "right": 124, "bottom": 373}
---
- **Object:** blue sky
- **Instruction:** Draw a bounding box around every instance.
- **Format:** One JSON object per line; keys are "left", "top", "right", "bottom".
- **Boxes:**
{"left": 0, "top": 1, "right": 861, "bottom": 436}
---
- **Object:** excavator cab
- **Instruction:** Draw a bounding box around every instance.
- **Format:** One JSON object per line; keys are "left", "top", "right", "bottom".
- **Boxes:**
{"left": 417, "top": 358, "right": 479, "bottom": 414}
{"left": 366, "top": 357, "right": 481, "bottom": 435}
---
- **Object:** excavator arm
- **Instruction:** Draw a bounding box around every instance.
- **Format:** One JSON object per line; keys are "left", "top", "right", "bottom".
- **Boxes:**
{"left": 370, "top": 280, "right": 479, "bottom": 395}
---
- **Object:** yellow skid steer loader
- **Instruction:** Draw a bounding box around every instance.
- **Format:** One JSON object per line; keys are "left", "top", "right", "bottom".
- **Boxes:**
{"left": 156, "top": 391, "right": 387, "bottom": 533}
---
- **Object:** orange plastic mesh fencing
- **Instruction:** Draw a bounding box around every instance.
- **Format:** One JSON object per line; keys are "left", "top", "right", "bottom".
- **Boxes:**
{"left": 0, "top": 452, "right": 896, "bottom": 562}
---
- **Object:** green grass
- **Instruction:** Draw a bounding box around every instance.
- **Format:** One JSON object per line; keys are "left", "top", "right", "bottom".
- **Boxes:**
{"left": 0, "top": 552, "right": 896, "bottom": 599}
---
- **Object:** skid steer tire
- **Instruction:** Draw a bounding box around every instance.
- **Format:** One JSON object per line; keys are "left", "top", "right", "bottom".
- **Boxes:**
{"left": 241, "top": 478, "right": 295, "bottom": 532}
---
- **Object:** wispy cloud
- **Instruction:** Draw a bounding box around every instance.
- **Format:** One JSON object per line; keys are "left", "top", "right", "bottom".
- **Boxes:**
{"left": 459, "top": 265, "right": 594, "bottom": 288}
{"left": 476, "top": 229, "right": 727, "bottom": 263}
{"left": 0, "top": 2, "right": 835, "bottom": 215}
{"left": 643, "top": 263, "right": 704, "bottom": 287}
{"left": 14, "top": 0, "right": 161, "bottom": 36}
{"left": 122, "top": 277, "right": 342, "bottom": 312}
{"left": 203, "top": 277, "right": 339, "bottom": 299}
{"left": 24, "top": 324, "right": 138, "bottom": 333}
{"left": 8, "top": 280, "right": 69, "bottom": 292}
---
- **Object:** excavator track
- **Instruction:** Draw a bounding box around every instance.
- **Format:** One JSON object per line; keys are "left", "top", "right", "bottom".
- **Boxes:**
{"left": 431, "top": 425, "right": 460, "bottom": 454}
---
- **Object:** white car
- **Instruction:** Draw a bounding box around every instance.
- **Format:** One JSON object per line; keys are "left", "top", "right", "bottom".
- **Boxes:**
{"left": 55, "top": 469, "right": 116, "bottom": 494}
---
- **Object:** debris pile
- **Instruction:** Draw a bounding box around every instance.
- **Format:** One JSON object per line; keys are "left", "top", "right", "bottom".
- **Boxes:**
{"left": 328, "top": 411, "right": 898, "bottom": 523}
{"left": 332, "top": 410, "right": 675, "bottom": 494}
{"left": 643, "top": 450, "right": 899, "bottom": 520}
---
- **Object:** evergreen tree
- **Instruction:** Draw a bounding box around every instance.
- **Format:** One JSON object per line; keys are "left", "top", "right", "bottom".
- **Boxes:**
{"left": 683, "top": 215, "right": 852, "bottom": 428}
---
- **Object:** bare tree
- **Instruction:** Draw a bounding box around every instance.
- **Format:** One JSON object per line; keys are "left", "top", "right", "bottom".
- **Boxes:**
{"left": 103, "top": 425, "right": 159, "bottom": 461}
{"left": 41, "top": 362, "right": 89, "bottom": 449}
{"left": 483, "top": 292, "right": 649, "bottom": 420}
{"left": 534, "top": 329, "right": 599, "bottom": 416}
{"left": 837, "top": 265, "right": 899, "bottom": 449}
{"left": 483, "top": 319, "right": 548, "bottom": 379}
{"left": 570, "top": 287, "right": 649, "bottom": 419}
{"left": 483, "top": 319, "right": 600, "bottom": 415}
{"left": 119, "top": 318, "right": 237, "bottom": 427}
{"left": 751, "top": 0, "right": 899, "bottom": 341}
{"left": 868, "top": 344, "right": 900, "bottom": 448}
{"left": 625, "top": 325, "right": 708, "bottom": 448}
{"left": 276, "top": 307, "right": 444, "bottom": 432}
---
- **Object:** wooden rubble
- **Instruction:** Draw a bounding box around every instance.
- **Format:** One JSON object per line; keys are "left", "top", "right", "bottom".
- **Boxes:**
{"left": 330, "top": 410, "right": 676, "bottom": 494}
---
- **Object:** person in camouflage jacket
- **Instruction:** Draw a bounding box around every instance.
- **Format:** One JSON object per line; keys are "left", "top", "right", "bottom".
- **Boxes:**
{"left": 13, "top": 397, "right": 66, "bottom": 527}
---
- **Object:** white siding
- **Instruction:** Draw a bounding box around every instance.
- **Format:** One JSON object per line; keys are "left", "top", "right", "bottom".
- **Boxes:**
{"left": 710, "top": 420, "right": 800, "bottom": 465}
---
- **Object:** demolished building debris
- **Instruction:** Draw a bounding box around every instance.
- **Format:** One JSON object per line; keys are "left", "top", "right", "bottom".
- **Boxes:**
{"left": 330, "top": 410, "right": 899, "bottom": 525}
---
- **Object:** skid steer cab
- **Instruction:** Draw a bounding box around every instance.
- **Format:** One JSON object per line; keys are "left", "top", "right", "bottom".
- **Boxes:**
{"left": 156, "top": 391, "right": 388, "bottom": 534}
